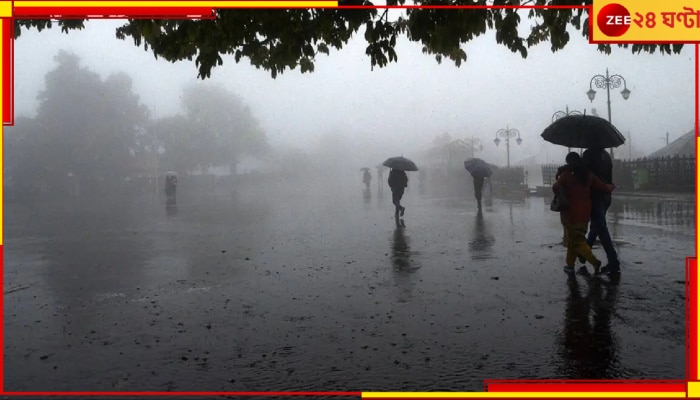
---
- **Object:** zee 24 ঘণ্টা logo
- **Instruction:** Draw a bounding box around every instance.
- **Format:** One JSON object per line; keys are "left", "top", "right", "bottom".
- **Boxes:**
{"left": 596, "top": 2, "right": 700, "bottom": 40}
{"left": 596, "top": 3, "right": 632, "bottom": 37}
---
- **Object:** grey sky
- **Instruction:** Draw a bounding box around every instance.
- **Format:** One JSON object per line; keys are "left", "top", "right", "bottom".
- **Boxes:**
{"left": 13, "top": 14, "right": 696, "bottom": 167}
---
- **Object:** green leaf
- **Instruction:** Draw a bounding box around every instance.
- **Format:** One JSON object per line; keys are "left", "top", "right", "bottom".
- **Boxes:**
{"left": 13, "top": 6, "right": 685, "bottom": 79}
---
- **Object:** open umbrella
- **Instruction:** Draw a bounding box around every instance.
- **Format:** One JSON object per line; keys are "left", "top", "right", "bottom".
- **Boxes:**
{"left": 464, "top": 158, "right": 493, "bottom": 178}
{"left": 383, "top": 156, "right": 418, "bottom": 171}
{"left": 541, "top": 114, "right": 626, "bottom": 148}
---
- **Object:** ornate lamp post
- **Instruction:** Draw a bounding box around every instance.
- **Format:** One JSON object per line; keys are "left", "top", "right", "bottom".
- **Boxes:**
{"left": 586, "top": 68, "right": 631, "bottom": 159}
{"left": 551, "top": 105, "right": 582, "bottom": 122}
{"left": 494, "top": 126, "right": 522, "bottom": 168}
{"left": 552, "top": 106, "right": 582, "bottom": 152}
{"left": 463, "top": 137, "right": 483, "bottom": 158}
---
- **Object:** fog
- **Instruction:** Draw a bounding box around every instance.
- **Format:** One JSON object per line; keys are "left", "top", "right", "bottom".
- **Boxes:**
{"left": 5, "top": 10, "right": 695, "bottom": 392}
{"left": 13, "top": 15, "right": 696, "bottom": 177}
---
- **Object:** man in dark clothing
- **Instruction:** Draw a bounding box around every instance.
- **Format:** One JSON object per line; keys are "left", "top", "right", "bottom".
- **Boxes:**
{"left": 582, "top": 147, "right": 620, "bottom": 275}
{"left": 388, "top": 169, "right": 408, "bottom": 217}
{"left": 473, "top": 176, "right": 485, "bottom": 210}
{"left": 363, "top": 170, "right": 372, "bottom": 191}
{"left": 165, "top": 174, "right": 178, "bottom": 203}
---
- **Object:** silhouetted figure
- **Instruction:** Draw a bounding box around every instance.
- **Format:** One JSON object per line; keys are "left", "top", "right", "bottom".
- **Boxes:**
{"left": 464, "top": 159, "right": 492, "bottom": 208}
{"left": 388, "top": 169, "right": 408, "bottom": 217}
{"left": 582, "top": 147, "right": 620, "bottom": 275}
{"left": 363, "top": 170, "right": 372, "bottom": 192}
{"left": 473, "top": 176, "right": 485, "bottom": 210}
{"left": 553, "top": 152, "right": 614, "bottom": 275}
{"left": 165, "top": 172, "right": 178, "bottom": 204}
{"left": 376, "top": 166, "right": 385, "bottom": 192}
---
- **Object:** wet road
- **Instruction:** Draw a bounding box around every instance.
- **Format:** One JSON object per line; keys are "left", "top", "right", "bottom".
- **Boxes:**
{"left": 4, "top": 181, "right": 692, "bottom": 391}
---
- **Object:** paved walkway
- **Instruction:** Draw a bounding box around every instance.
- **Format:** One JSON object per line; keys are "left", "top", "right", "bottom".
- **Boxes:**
{"left": 4, "top": 184, "right": 692, "bottom": 391}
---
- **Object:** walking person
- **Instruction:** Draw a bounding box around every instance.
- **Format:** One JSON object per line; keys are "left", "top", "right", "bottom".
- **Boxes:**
{"left": 376, "top": 166, "right": 385, "bottom": 192}
{"left": 388, "top": 168, "right": 408, "bottom": 217}
{"left": 165, "top": 172, "right": 178, "bottom": 204}
{"left": 362, "top": 169, "right": 372, "bottom": 192}
{"left": 472, "top": 175, "right": 485, "bottom": 210}
{"left": 418, "top": 168, "right": 427, "bottom": 194}
{"left": 464, "top": 158, "right": 493, "bottom": 211}
{"left": 553, "top": 152, "right": 615, "bottom": 275}
{"left": 582, "top": 147, "right": 620, "bottom": 276}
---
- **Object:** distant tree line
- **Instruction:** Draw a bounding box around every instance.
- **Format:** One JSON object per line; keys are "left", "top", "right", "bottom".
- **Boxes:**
{"left": 5, "top": 50, "right": 268, "bottom": 199}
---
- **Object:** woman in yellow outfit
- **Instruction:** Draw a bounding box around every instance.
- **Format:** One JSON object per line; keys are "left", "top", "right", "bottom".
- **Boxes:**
{"left": 553, "top": 152, "right": 615, "bottom": 275}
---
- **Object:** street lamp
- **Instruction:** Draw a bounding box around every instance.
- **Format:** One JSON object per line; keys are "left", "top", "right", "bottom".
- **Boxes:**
{"left": 551, "top": 105, "right": 582, "bottom": 123}
{"left": 494, "top": 126, "right": 522, "bottom": 168}
{"left": 552, "top": 105, "right": 583, "bottom": 152}
{"left": 463, "top": 137, "right": 484, "bottom": 158}
{"left": 587, "top": 68, "right": 631, "bottom": 159}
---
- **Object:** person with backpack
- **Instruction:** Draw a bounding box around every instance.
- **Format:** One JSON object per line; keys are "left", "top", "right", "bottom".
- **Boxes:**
{"left": 553, "top": 152, "right": 615, "bottom": 275}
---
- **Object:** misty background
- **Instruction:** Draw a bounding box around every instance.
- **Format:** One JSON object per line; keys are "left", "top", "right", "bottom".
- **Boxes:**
{"left": 7, "top": 14, "right": 696, "bottom": 199}
{"left": 4, "top": 11, "right": 694, "bottom": 391}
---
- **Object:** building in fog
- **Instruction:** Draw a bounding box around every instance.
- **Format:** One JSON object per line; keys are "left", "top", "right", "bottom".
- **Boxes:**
{"left": 648, "top": 129, "right": 696, "bottom": 158}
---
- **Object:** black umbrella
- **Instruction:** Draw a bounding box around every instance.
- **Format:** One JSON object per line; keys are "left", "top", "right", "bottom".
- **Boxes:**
{"left": 464, "top": 158, "right": 493, "bottom": 178}
{"left": 541, "top": 114, "right": 626, "bottom": 148}
{"left": 383, "top": 156, "right": 418, "bottom": 171}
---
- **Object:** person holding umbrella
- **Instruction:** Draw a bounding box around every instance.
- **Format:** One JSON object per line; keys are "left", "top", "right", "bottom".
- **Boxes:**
{"left": 383, "top": 156, "right": 418, "bottom": 218}
{"left": 553, "top": 152, "right": 615, "bottom": 275}
{"left": 388, "top": 169, "right": 408, "bottom": 217}
{"left": 362, "top": 168, "right": 372, "bottom": 191}
{"left": 376, "top": 165, "right": 385, "bottom": 192}
{"left": 464, "top": 158, "right": 493, "bottom": 211}
{"left": 582, "top": 147, "right": 620, "bottom": 276}
{"left": 541, "top": 113, "right": 625, "bottom": 275}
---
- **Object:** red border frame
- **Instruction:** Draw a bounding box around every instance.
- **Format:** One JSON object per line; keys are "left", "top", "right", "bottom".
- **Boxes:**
{"left": 13, "top": 7, "right": 216, "bottom": 18}
{"left": 3, "top": 2, "right": 697, "bottom": 398}
{"left": 3, "top": 17, "right": 12, "bottom": 126}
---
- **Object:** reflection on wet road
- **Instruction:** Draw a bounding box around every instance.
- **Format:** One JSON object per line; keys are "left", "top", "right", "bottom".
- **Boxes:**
{"left": 391, "top": 217, "right": 420, "bottom": 303}
{"left": 611, "top": 197, "right": 695, "bottom": 235}
{"left": 4, "top": 184, "right": 691, "bottom": 391}
{"left": 468, "top": 210, "right": 495, "bottom": 260}
{"left": 557, "top": 273, "right": 621, "bottom": 379}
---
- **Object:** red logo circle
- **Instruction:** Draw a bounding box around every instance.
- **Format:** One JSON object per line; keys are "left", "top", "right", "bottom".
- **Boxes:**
{"left": 597, "top": 3, "right": 631, "bottom": 37}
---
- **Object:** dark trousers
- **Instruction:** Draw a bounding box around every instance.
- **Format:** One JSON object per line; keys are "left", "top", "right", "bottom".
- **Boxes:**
{"left": 473, "top": 178, "right": 484, "bottom": 200}
{"left": 587, "top": 194, "right": 619, "bottom": 269}
{"left": 391, "top": 188, "right": 404, "bottom": 214}
{"left": 473, "top": 177, "right": 484, "bottom": 207}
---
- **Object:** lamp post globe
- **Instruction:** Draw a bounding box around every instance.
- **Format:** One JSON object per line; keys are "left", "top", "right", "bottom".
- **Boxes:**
{"left": 494, "top": 126, "right": 522, "bottom": 168}
{"left": 586, "top": 68, "right": 631, "bottom": 159}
